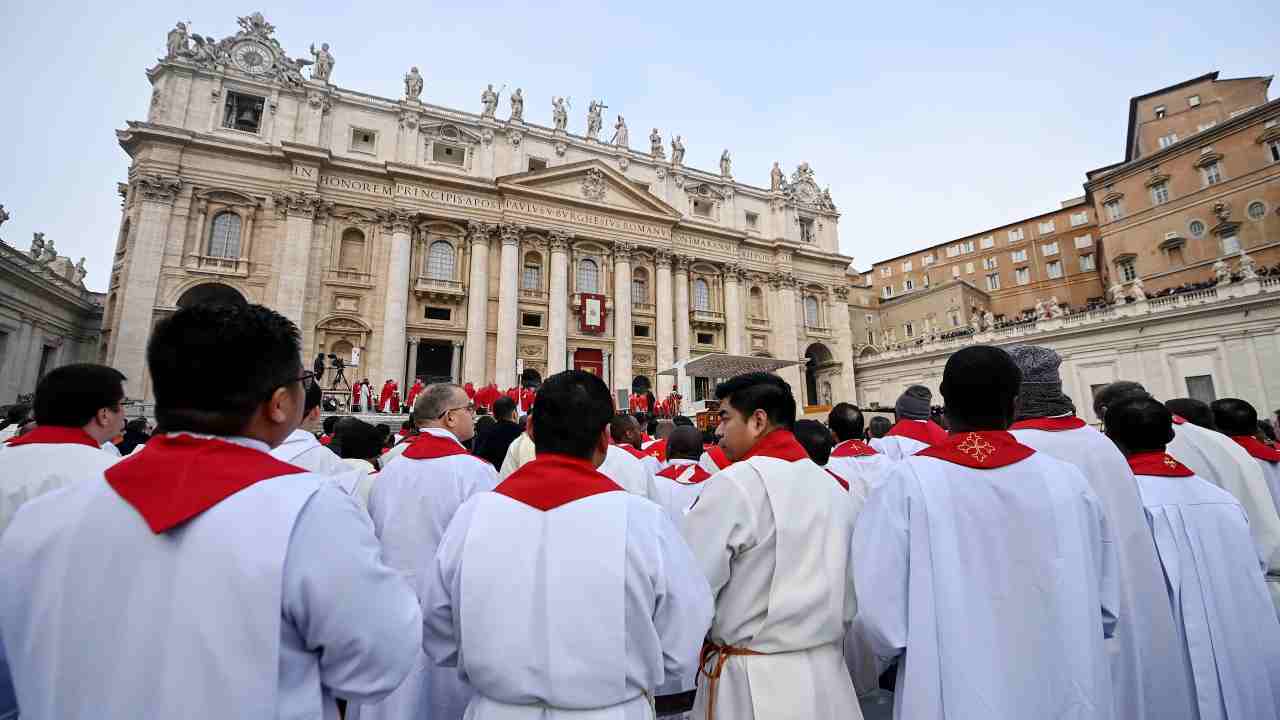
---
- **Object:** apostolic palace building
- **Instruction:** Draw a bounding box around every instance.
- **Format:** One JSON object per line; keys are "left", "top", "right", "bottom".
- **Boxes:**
{"left": 60, "top": 12, "right": 1279, "bottom": 419}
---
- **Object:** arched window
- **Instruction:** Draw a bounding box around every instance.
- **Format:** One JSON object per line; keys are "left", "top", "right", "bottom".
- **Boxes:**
{"left": 578, "top": 258, "right": 599, "bottom": 293}
{"left": 632, "top": 268, "right": 649, "bottom": 305}
{"left": 427, "top": 241, "right": 456, "bottom": 280}
{"left": 804, "top": 296, "right": 820, "bottom": 327}
{"left": 208, "top": 212, "right": 242, "bottom": 258}
{"left": 338, "top": 228, "right": 365, "bottom": 272}
{"left": 522, "top": 252, "right": 542, "bottom": 290}
{"left": 693, "top": 278, "right": 710, "bottom": 311}
{"left": 750, "top": 286, "right": 765, "bottom": 318}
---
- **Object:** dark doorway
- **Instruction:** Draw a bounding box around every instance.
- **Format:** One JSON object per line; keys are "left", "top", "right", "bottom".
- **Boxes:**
{"left": 804, "top": 343, "right": 834, "bottom": 407}
{"left": 176, "top": 282, "right": 246, "bottom": 309}
{"left": 416, "top": 340, "right": 454, "bottom": 384}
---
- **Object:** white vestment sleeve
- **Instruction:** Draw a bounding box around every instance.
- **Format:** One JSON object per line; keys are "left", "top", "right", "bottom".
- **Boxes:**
{"left": 680, "top": 471, "right": 757, "bottom": 599}
{"left": 1087, "top": 490, "right": 1120, "bottom": 639}
{"left": 0, "top": 618, "right": 15, "bottom": 720}
{"left": 851, "top": 465, "right": 910, "bottom": 665}
{"left": 423, "top": 497, "right": 476, "bottom": 668}
{"left": 654, "top": 509, "right": 715, "bottom": 693}
{"left": 282, "top": 487, "right": 423, "bottom": 703}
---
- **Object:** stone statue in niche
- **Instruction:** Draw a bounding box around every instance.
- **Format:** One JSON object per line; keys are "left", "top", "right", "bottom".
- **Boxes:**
{"left": 480, "top": 84, "right": 500, "bottom": 119}
{"left": 509, "top": 88, "right": 524, "bottom": 122}
{"left": 720, "top": 149, "right": 732, "bottom": 177}
{"left": 404, "top": 66, "right": 423, "bottom": 100}
{"left": 309, "top": 43, "right": 334, "bottom": 82}
{"left": 552, "top": 97, "right": 569, "bottom": 130}
{"left": 649, "top": 128, "right": 664, "bottom": 158}
{"left": 166, "top": 22, "right": 190, "bottom": 58}
{"left": 611, "top": 116, "right": 629, "bottom": 148}
{"left": 670, "top": 135, "right": 685, "bottom": 166}
{"left": 770, "top": 162, "right": 784, "bottom": 191}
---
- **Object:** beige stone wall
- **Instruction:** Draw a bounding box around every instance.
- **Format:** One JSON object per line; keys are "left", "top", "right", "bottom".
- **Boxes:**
{"left": 1132, "top": 76, "right": 1271, "bottom": 160}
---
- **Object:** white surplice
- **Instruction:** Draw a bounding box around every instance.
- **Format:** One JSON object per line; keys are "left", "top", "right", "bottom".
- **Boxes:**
{"left": 853, "top": 448, "right": 1118, "bottom": 720}
{"left": 499, "top": 432, "right": 536, "bottom": 479}
{"left": 653, "top": 459, "right": 710, "bottom": 519}
{"left": 357, "top": 428, "right": 498, "bottom": 720}
{"left": 827, "top": 439, "right": 890, "bottom": 492}
{"left": 1134, "top": 462, "right": 1280, "bottom": 720}
{"left": 868, "top": 434, "right": 928, "bottom": 462}
{"left": 681, "top": 435, "right": 862, "bottom": 720}
{"left": 0, "top": 435, "right": 421, "bottom": 720}
{"left": 600, "top": 444, "right": 661, "bottom": 502}
{"left": 0, "top": 432, "right": 118, "bottom": 538}
{"left": 422, "top": 456, "right": 713, "bottom": 719}
{"left": 1012, "top": 423, "right": 1195, "bottom": 719}
{"left": 269, "top": 427, "right": 351, "bottom": 476}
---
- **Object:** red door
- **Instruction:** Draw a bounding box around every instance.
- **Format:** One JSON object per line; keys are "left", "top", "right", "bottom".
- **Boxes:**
{"left": 573, "top": 348, "right": 604, "bottom": 376}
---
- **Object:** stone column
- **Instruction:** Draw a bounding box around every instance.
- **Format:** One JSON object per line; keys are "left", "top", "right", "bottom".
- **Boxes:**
{"left": 655, "top": 250, "right": 675, "bottom": 396}
{"left": 771, "top": 272, "right": 804, "bottom": 400}
{"left": 463, "top": 222, "right": 492, "bottom": 384}
{"left": 406, "top": 338, "right": 420, "bottom": 387}
{"left": 111, "top": 174, "right": 181, "bottom": 399}
{"left": 396, "top": 109, "right": 420, "bottom": 164}
{"left": 547, "top": 231, "right": 571, "bottom": 375}
{"left": 302, "top": 87, "right": 330, "bottom": 146}
{"left": 612, "top": 241, "right": 634, "bottom": 392}
{"left": 830, "top": 286, "right": 857, "bottom": 402}
{"left": 450, "top": 340, "right": 464, "bottom": 382}
{"left": 272, "top": 191, "right": 322, "bottom": 327}
{"left": 674, "top": 255, "right": 691, "bottom": 362}
{"left": 377, "top": 210, "right": 414, "bottom": 386}
{"left": 724, "top": 262, "right": 745, "bottom": 355}
{"left": 494, "top": 224, "right": 523, "bottom": 389}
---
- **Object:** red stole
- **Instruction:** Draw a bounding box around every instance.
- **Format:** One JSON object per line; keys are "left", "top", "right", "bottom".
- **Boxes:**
{"left": 402, "top": 432, "right": 470, "bottom": 460}
{"left": 886, "top": 419, "right": 947, "bottom": 446}
{"left": 825, "top": 468, "right": 850, "bottom": 491}
{"left": 657, "top": 462, "right": 711, "bottom": 485}
{"left": 105, "top": 435, "right": 305, "bottom": 534}
{"left": 1009, "top": 416, "right": 1088, "bottom": 432}
{"left": 644, "top": 438, "right": 667, "bottom": 462}
{"left": 740, "top": 429, "right": 810, "bottom": 463}
{"left": 494, "top": 454, "right": 623, "bottom": 510}
{"left": 917, "top": 430, "right": 1035, "bottom": 469}
{"left": 831, "top": 439, "right": 878, "bottom": 458}
{"left": 1127, "top": 451, "right": 1195, "bottom": 477}
{"left": 615, "top": 443, "right": 649, "bottom": 460}
{"left": 1231, "top": 436, "right": 1280, "bottom": 463}
{"left": 703, "top": 444, "right": 731, "bottom": 470}
{"left": 6, "top": 425, "right": 100, "bottom": 448}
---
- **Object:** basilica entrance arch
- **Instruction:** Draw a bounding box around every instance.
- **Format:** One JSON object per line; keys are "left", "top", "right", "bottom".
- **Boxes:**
{"left": 415, "top": 339, "right": 455, "bottom": 384}
{"left": 804, "top": 342, "right": 836, "bottom": 408}
{"left": 175, "top": 282, "right": 246, "bottom": 309}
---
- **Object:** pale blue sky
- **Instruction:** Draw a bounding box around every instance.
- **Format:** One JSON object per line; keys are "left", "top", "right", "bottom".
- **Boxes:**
{"left": 1, "top": 0, "right": 1275, "bottom": 291}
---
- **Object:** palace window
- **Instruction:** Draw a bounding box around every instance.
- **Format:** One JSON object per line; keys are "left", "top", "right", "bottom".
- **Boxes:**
{"left": 904, "top": 322, "right": 914, "bottom": 339}
{"left": 696, "top": 332, "right": 714, "bottom": 346}
{"left": 1151, "top": 182, "right": 1171, "bottom": 205}
{"left": 350, "top": 128, "right": 377, "bottom": 154}
{"left": 804, "top": 296, "right": 820, "bottom": 327}
{"left": 1220, "top": 228, "right": 1240, "bottom": 255}
{"left": 880, "top": 266, "right": 892, "bottom": 277}
{"left": 522, "top": 253, "right": 542, "bottom": 290}
{"left": 577, "top": 258, "right": 599, "bottom": 293}
{"left": 1041, "top": 241, "right": 1059, "bottom": 257}
{"left": 1015, "top": 267, "right": 1031, "bottom": 285}
{"left": 425, "top": 307, "right": 451, "bottom": 321}
{"left": 1011, "top": 249, "right": 1027, "bottom": 263}
{"left": 693, "top": 278, "right": 711, "bottom": 311}
{"left": 1188, "top": 95, "right": 1201, "bottom": 108}
{"left": 922, "top": 254, "right": 935, "bottom": 266}
{"left": 433, "top": 143, "right": 466, "bottom": 166}
{"left": 527, "top": 157, "right": 548, "bottom": 172}
{"left": 1189, "top": 220, "right": 1206, "bottom": 237}
{"left": 946, "top": 245, "right": 960, "bottom": 258}
{"left": 631, "top": 268, "right": 649, "bottom": 305}
{"left": 207, "top": 212, "right": 242, "bottom": 258}
{"left": 903, "top": 278, "right": 914, "bottom": 292}
{"left": 882, "top": 285, "right": 894, "bottom": 299}
{"left": 1248, "top": 201, "right": 1266, "bottom": 220}
{"left": 1046, "top": 260, "right": 1063, "bottom": 279}
{"left": 961, "top": 239, "right": 975, "bottom": 253}
{"left": 979, "top": 236, "right": 995, "bottom": 249}
{"left": 1119, "top": 259, "right": 1137, "bottom": 282}
{"left": 338, "top": 228, "right": 365, "bottom": 271}
{"left": 1074, "top": 234, "right": 1093, "bottom": 249}
{"left": 1070, "top": 211, "right": 1089, "bottom": 227}
{"left": 799, "top": 218, "right": 815, "bottom": 242}
{"left": 1038, "top": 220, "right": 1056, "bottom": 235}
{"left": 965, "top": 262, "right": 974, "bottom": 274}
{"left": 1007, "top": 227, "right": 1024, "bottom": 243}
{"left": 951, "top": 265, "right": 960, "bottom": 279}
{"left": 902, "top": 260, "right": 913, "bottom": 272}
{"left": 1105, "top": 199, "right": 1123, "bottom": 221}
{"left": 1158, "top": 133, "right": 1178, "bottom": 149}
{"left": 222, "top": 91, "right": 264, "bottom": 134}
{"left": 986, "top": 273, "right": 1001, "bottom": 291}
{"left": 1186, "top": 374, "right": 1216, "bottom": 403}
{"left": 1079, "top": 254, "right": 1096, "bottom": 272}
{"left": 1269, "top": 140, "right": 1280, "bottom": 163}
{"left": 1201, "top": 161, "right": 1222, "bottom": 186}
{"left": 983, "top": 256, "right": 998, "bottom": 270}
{"left": 1154, "top": 105, "right": 1166, "bottom": 119}
{"left": 521, "top": 312, "right": 542, "bottom": 328}
{"left": 745, "top": 211, "right": 759, "bottom": 229}
{"left": 750, "top": 286, "right": 765, "bottom": 318}
{"left": 633, "top": 324, "right": 650, "bottom": 338}
{"left": 426, "top": 241, "right": 456, "bottom": 280}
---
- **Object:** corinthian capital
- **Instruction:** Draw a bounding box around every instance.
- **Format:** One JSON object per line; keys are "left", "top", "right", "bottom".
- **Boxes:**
{"left": 832, "top": 285, "right": 849, "bottom": 301}
{"left": 377, "top": 208, "right": 416, "bottom": 233}
{"left": 768, "top": 271, "right": 797, "bottom": 289}
{"left": 466, "top": 220, "right": 494, "bottom": 245}
{"left": 548, "top": 230, "right": 572, "bottom": 253}
{"left": 674, "top": 253, "right": 691, "bottom": 271}
{"left": 723, "top": 262, "right": 744, "bottom": 282}
{"left": 499, "top": 224, "right": 523, "bottom": 246}
{"left": 612, "top": 241, "right": 635, "bottom": 260}
{"left": 654, "top": 249, "right": 673, "bottom": 268}
{"left": 273, "top": 191, "right": 326, "bottom": 219}
{"left": 133, "top": 173, "right": 183, "bottom": 204}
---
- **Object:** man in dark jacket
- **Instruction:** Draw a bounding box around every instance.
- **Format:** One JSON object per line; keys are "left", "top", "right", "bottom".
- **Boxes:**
{"left": 472, "top": 396, "right": 522, "bottom": 468}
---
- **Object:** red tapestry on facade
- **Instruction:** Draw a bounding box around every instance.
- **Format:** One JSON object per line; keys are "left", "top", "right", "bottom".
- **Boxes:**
{"left": 580, "top": 293, "right": 608, "bottom": 333}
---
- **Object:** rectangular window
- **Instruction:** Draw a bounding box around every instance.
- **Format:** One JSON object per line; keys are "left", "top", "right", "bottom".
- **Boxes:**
{"left": 634, "top": 324, "right": 650, "bottom": 338}
{"left": 922, "top": 274, "right": 930, "bottom": 288}
{"left": 433, "top": 143, "right": 466, "bottom": 166}
{"left": 979, "top": 235, "right": 995, "bottom": 249}
{"left": 986, "top": 273, "right": 1001, "bottom": 291}
{"left": 696, "top": 332, "right": 714, "bottom": 345}
{"left": 527, "top": 157, "right": 548, "bottom": 172}
{"left": 1070, "top": 211, "right": 1089, "bottom": 227}
{"left": 1011, "top": 249, "right": 1027, "bottom": 263}
{"left": 1007, "top": 227, "right": 1024, "bottom": 243}
{"left": 903, "top": 278, "right": 914, "bottom": 292}
{"left": 1150, "top": 183, "right": 1170, "bottom": 205}
{"left": 946, "top": 245, "right": 960, "bottom": 258}
{"left": 904, "top": 322, "right": 914, "bottom": 338}
{"left": 1038, "top": 220, "right": 1056, "bottom": 235}
{"left": 1079, "top": 254, "right": 1096, "bottom": 271}
{"left": 1074, "top": 234, "right": 1093, "bottom": 249}
{"left": 745, "top": 211, "right": 758, "bottom": 229}
{"left": 1154, "top": 105, "right": 1166, "bottom": 119}
{"left": 1041, "top": 241, "right": 1059, "bottom": 257}
{"left": 951, "top": 265, "right": 960, "bottom": 279}
{"left": 1105, "top": 200, "right": 1123, "bottom": 221}
{"left": 799, "top": 218, "right": 815, "bottom": 242}
{"left": 901, "top": 260, "right": 913, "bottom": 272}
{"left": 521, "top": 312, "right": 542, "bottom": 328}
{"left": 922, "top": 254, "right": 935, "bottom": 266}
{"left": 1187, "top": 94, "right": 1201, "bottom": 107}
{"left": 983, "top": 256, "right": 998, "bottom": 270}
{"left": 350, "top": 128, "right": 377, "bottom": 154}
{"left": 1269, "top": 140, "right": 1280, "bottom": 163}
{"left": 880, "top": 266, "right": 892, "bottom": 277}
{"left": 522, "top": 263, "right": 541, "bottom": 290}
{"left": 1186, "top": 375, "right": 1216, "bottom": 403}
{"left": 425, "top": 307, "right": 452, "bottom": 321}
{"left": 1202, "top": 162, "right": 1222, "bottom": 186}
{"left": 1015, "top": 267, "right": 1031, "bottom": 285}
{"left": 965, "top": 262, "right": 974, "bottom": 274}
{"left": 882, "top": 285, "right": 893, "bottom": 298}
{"left": 1158, "top": 133, "right": 1178, "bottom": 149}
{"left": 222, "top": 91, "right": 265, "bottom": 133}
{"left": 1119, "top": 260, "right": 1137, "bottom": 282}
{"left": 1046, "top": 260, "right": 1063, "bottom": 279}
{"left": 961, "top": 240, "right": 975, "bottom": 253}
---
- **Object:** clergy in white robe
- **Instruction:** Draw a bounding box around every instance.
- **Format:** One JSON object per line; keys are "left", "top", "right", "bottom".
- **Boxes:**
{"left": 697, "top": 442, "right": 731, "bottom": 475}
{"left": 1008, "top": 346, "right": 1194, "bottom": 720}
{"left": 612, "top": 413, "right": 665, "bottom": 477}
{"left": 1105, "top": 396, "right": 1280, "bottom": 720}
{"left": 270, "top": 380, "right": 349, "bottom": 475}
{"left": 0, "top": 363, "right": 128, "bottom": 537}
{"left": 1212, "top": 398, "right": 1280, "bottom": 517}
{"left": 601, "top": 443, "right": 662, "bottom": 502}
{"left": 422, "top": 369, "right": 713, "bottom": 719}
{"left": 682, "top": 373, "right": 861, "bottom": 720}
{"left": 356, "top": 383, "right": 496, "bottom": 720}
{"left": 827, "top": 403, "right": 890, "bottom": 488}
{"left": 0, "top": 303, "right": 420, "bottom": 720}
{"left": 855, "top": 346, "right": 1118, "bottom": 720}
{"left": 652, "top": 426, "right": 714, "bottom": 519}
{"left": 499, "top": 431, "right": 536, "bottom": 479}
{"left": 868, "top": 385, "right": 947, "bottom": 461}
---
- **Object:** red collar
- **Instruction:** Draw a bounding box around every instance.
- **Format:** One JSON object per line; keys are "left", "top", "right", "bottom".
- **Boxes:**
{"left": 740, "top": 429, "right": 810, "bottom": 463}
{"left": 825, "top": 468, "right": 850, "bottom": 491}
{"left": 886, "top": 419, "right": 947, "bottom": 446}
{"left": 657, "top": 463, "right": 712, "bottom": 485}
{"left": 614, "top": 443, "right": 648, "bottom": 460}
{"left": 494, "top": 454, "right": 623, "bottom": 510}
{"left": 643, "top": 438, "right": 667, "bottom": 460}
{"left": 1171, "top": 415, "right": 1186, "bottom": 425}
{"left": 105, "top": 435, "right": 305, "bottom": 534}
{"left": 1231, "top": 436, "right": 1280, "bottom": 463}
{"left": 402, "top": 432, "right": 470, "bottom": 460}
{"left": 6, "top": 425, "right": 100, "bottom": 448}
{"left": 703, "top": 443, "right": 731, "bottom": 469}
{"left": 1127, "top": 451, "right": 1195, "bottom": 477}
{"left": 831, "top": 439, "right": 878, "bottom": 457}
{"left": 917, "top": 431, "right": 1035, "bottom": 469}
{"left": 1010, "top": 416, "right": 1088, "bottom": 432}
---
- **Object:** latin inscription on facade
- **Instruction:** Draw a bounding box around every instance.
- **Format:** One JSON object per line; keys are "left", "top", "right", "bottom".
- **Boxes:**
{"left": 673, "top": 233, "right": 735, "bottom": 256}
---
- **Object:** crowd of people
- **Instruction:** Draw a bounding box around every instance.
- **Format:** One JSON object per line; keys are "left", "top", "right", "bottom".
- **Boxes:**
{"left": 2, "top": 300, "right": 1280, "bottom": 719}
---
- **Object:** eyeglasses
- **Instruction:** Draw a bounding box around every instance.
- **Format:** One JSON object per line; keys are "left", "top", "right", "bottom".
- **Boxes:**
{"left": 266, "top": 370, "right": 317, "bottom": 398}
{"left": 437, "top": 403, "right": 476, "bottom": 419}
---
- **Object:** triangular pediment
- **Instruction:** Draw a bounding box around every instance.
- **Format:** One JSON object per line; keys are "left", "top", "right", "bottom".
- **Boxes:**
{"left": 497, "top": 160, "right": 680, "bottom": 219}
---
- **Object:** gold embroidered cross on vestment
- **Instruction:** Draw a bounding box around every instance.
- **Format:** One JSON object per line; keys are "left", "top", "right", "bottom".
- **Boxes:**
{"left": 957, "top": 433, "right": 996, "bottom": 464}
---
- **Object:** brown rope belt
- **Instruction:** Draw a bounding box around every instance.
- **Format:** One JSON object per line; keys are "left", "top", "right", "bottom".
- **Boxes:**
{"left": 698, "top": 641, "right": 765, "bottom": 720}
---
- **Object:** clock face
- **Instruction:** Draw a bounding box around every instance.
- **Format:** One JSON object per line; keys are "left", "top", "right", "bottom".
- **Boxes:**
{"left": 232, "top": 41, "right": 273, "bottom": 74}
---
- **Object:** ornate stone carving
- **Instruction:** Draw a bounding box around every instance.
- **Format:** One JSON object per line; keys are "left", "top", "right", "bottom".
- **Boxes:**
{"left": 832, "top": 285, "right": 849, "bottom": 301}
{"left": 1238, "top": 250, "right": 1258, "bottom": 280}
{"left": 613, "top": 241, "right": 635, "bottom": 260}
{"left": 510, "top": 88, "right": 524, "bottom": 122}
{"left": 783, "top": 162, "right": 836, "bottom": 211}
{"left": 0, "top": 204, "right": 9, "bottom": 231}
{"left": 581, "top": 168, "right": 607, "bottom": 201}
{"left": 467, "top": 220, "right": 494, "bottom": 245}
{"left": 404, "top": 66, "right": 423, "bottom": 100}
{"left": 29, "top": 232, "right": 44, "bottom": 259}
{"left": 670, "top": 135, "right": 685, "bottom": 166}
{"left": 674, "top": 254, "right": 691, "bottom": 271}
{"left": 655, "top": 166, "right": 667, "bottom": 180}
{"left": 73, "top": 258, "right": 87, "bottom": 285}
{"left": 1213, "top": 201, "right": 1232, "bottom": 223}
{"left": 377, "top": 208, "right": 416, "bottom": 233}
{"left": 1214, "top": 258, "right": 1232, "bottom": 285}
{"left": 554, "top": 140, "right": 567, "bottom": 157}
{"left": 586, "top": 100, "right": 606, "bottom": 140}
{"left": 650, "top": 128, "right": 664, "bottom": 158}
{"left": 611, "top": 116, "right": 629, "bottom": 148}
{"left": 398, "top": 110, "right": 419, "bottom": 131}
{"left": 722, "top": 262, "right": 743, "bottom": 281}
{"left": 1129, "top": 277, "right": 1147, "bottom": 301}
{"left": 552, "top": 97, "right": 569, "bottom": 131}
{"left": 635, "top": 353, "right": 652, "bottom": 365}
{"left": 134, "top": 174, "right": 182, "bottom": 204}
{"left": 273, "top": 191, "right": 323, "bottom": 219}
{"left": 508, "top": 129, "right": 523, "bottom": 148}
{"left": 617, "top": 155, "right": 630, "bottom": 171}
{"left": 654, "top": 249, "right": 673, "bottom": 268}
{"left": 166, "top": 22, "right": 190, "bottom": 58}
{"left": 520, "top": 343, "right": 543, "bottom": 358}
{"left": 770, "top": 161, "right": 784, "bottom": 191}
{"left": 768, "top": 271, "right": 797, "bottom": 289}
{"left": 480, "top": 84, "right": 499, "bottom": 119}
{"left": 499, "top": 224, "right": 523, "bottom": 246}
{"left": 548, "top": 230, "right": 571, "bottom": 252}
{"left": 481, "top": 128, "right": 494, "bottom": 145}
{"left": 308, "top": 42, "right": 334, "bottom": 82}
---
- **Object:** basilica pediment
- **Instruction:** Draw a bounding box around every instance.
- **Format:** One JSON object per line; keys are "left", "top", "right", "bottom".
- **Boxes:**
{"left": 497, "top": 160, "right": 680, "bottom": 219}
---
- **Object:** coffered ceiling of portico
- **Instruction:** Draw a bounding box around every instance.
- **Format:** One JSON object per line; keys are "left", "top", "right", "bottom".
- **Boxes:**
{"left": 497, "top": 160, "right": 680, "bottom": 221}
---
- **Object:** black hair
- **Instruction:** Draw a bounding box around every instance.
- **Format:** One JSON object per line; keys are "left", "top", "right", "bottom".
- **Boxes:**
{"left": 610, "top": 413, "right": 639, "bottom": 443}
{"left": 1260, "top": 421, "right": 1278, "bottom": 443}
{"left": 667, "top": 426, "right": 704, "bottom": 460}
{"left": 376, "top": 423, "right": 392, "bottom": 439}
{"left": 532, "top": 370, "right": 614, "bottom": 459}
{"left": 1104, "top": 396, "right": 1175, "bottom": 454}
{"left": 672, "top": 415, "right": 694, "bottom": 427}
{"left": 867, "top": 415, "right": 892, "bottom": 438}
{"left": 303, "top": 380, "right": 323, "bottom": 415}
{"left": 714, "top": 372, "right": 795, "bottom": 430}
{"left": 148, "top": 303, "right": 301, "bottom": 435}
{"left": 646, "top": 417, "right": 659, "bottom": 436}
{"left": 493, "top": 395, "right": 517, "bottom": 421}
{"left": 828, "top": 402, "right": 865, "bottom": 442}
{"left": 322, "top": 415, "right": 339, "bottom": 435}
{"left": 332, "top": 417, "right": 383, "bottom": 460}
{"left": 33, "top": 363, "right": 126, "bottom": 427}
{"left": 1164, "top": 398, "right": 1217, "bottom": 430}
{"left": 0, "top": 403, "right": 31, "bottom": 431}
{"left": 1093, "top": 381, "right": 1148, "bottom": 423}
{"left": 939, "top": 346, "right": 1021, "bottom": 430}
{"left": 124, "top": 418, "right": 150, "bottom": 435}
{"left": 1211, "top": 398, "right": 1260, "bottom": 436}
{"left": 793, "top": 419, "right": 835, "bottom": 466}
{"left": 475, "top": 414, "right": 496, "bottom": 434}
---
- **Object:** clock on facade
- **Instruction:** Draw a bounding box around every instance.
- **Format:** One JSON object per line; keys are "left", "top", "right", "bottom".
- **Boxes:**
{"left": 231, "top": 41, "right": 273, "bottom": 74}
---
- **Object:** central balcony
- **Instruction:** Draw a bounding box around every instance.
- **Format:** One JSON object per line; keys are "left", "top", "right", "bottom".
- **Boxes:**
{"left": 690, "top": 309, "right": 725, "bottom": 328}
{"left": 414, "top": 276, "right": 467, "bottom": 303}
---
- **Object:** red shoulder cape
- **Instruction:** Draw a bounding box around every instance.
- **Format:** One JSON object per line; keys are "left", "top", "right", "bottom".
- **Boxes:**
{"left": 1127, "top": 451, "right": 1195, "bottom": 477}
{"left": 494, "top": 454, "right": 623, "bottom": 510}
{"left": 1009, "top": 416, "right": 1088, "bottom": 432}
{"left": 916, "top": 430, "right": 1035, "bottom": 469}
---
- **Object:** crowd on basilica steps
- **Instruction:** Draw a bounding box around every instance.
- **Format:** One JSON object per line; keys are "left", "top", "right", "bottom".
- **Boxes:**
{"left": 2, "top": 302, "right": 1280, "bottom": 719}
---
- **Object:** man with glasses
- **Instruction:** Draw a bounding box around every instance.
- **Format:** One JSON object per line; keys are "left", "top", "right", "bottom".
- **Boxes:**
{"left": 0, "top": 303, "right": 420, "bottom": 719}
{"left": 357, "top": 382, "right": 497, "bottom": 720}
